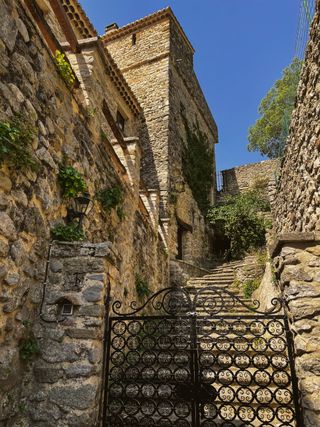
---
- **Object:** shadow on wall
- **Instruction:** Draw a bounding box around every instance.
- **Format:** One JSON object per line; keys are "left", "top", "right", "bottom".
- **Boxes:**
{"left": 139, "top": 113, "right": 161, "bottom": 192}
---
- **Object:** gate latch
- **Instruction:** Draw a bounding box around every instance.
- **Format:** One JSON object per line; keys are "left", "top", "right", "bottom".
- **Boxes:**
{"left": 175, "top": 383, "right": 217, "bottom": 403}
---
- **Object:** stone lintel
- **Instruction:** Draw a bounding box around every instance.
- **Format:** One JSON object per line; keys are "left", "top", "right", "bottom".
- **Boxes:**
{"left": 60, "top": 37, "right": 99, "bottom": 51}
{"left": 269, "top": 232, "right": 320, "bottom": 257}
{"left": 111, "top": 136, "right": 141, "bottom": 152}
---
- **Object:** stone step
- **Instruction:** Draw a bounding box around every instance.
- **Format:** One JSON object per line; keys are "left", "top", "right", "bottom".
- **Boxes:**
{"left": 188, "top": 279, "right": 235, "bottom": 283}
{"left": 190, "top": 275, "right": 235, "bottom": 281}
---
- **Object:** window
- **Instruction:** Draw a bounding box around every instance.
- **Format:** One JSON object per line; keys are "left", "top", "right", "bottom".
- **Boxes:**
{"left": 61, "top": 302, "right": 73, "bottom": 316}
{"left": 116, "top": 110, "right": 125, "bottom": 132}
{"left": 132, "top": 33, "right": 137, "bottom": 46}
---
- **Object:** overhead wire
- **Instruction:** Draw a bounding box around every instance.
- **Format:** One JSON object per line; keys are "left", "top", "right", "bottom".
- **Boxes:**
{"left": 294, "top": 0, "right": 316, "bottom": 59}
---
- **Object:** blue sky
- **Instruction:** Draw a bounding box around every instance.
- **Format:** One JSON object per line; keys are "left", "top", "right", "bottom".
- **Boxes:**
{"left": 80, "top": 0, "right": 300, "bottom": 171}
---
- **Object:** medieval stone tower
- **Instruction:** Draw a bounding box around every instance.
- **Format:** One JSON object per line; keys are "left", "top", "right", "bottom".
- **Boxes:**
{"left": 104, "top": 8, "right": 218, "bottom": 266}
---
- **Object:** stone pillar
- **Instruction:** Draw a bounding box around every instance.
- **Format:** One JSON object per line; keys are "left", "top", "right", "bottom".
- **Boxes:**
{"left": 112, "top": 137, "right": 141, "bottom": 189}
{"left": 25, "top": 241, "right": 112, "bottom": 427}
{"left": 271, "top": 234, "right": 320, "bottom": 426}
{"left": 159, "top": 217, "right": 170, "bottom": 251}
{"left": 139, "top": 189, "right": 160, "bottom": 231}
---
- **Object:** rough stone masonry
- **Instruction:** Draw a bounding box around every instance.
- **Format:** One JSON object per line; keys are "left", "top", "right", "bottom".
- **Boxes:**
{"left": 270, "top": 1, "right": 320, "bottom": 425}
{"left": 0, "top": 1, "right": 217, "bottom": 425}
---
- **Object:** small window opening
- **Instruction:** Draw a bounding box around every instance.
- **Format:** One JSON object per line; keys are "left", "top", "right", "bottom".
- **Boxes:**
{"left": 61, "top": 302, "right": 74, "bottom": 316}
{"left": 132, "top": 33, "right": 137, "bottom": 46}
{"left": 116, "top": 110, "right": 125, "bottom": 132}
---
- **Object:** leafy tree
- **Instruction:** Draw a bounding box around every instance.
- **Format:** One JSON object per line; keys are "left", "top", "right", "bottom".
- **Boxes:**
{"left": 248, "top": 58, "right": 303, "bottom": 158}
{"left": 207, "top": 191, "right": 270, "bottom": 260}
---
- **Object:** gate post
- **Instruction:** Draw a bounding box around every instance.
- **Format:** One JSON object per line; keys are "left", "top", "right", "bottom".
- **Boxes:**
{"left": 26, "top": 241, "right": 112, "bottom": 427}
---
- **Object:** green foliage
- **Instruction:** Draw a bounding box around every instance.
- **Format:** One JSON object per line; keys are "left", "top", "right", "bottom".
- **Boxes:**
{"left": 58, "top": 165, "right": 87, "bottom": 198}
{"left": 19, "top": 335, "right": 40, "bottom": 361}
{"left": 85, "top": 106, "right": 97, "bottom": 119}
{"left": 255, "top": 248, "right": 268, "bottom": 268}
{"left": 18, "top": 402, "right": 27, "bottom": 414}
{"left": 51, "top": 222, "right": 85, "bottom": 241}
{"left": 182, "top": 119, "right": 213, "bottom": 213}
{"left": 251, "top": 177, "right": 269, "bottom": 194}
{"left": 55, "top": 50, "right": 75, "bottom": 88}
{"left": 116, "top": 206, "right": 125, "bottom": 221}
{"left": 135, "top": 274, "right": 151, "bottom": 299}
{"left": 207, "top": 191, "right": 270, "bottom": 260}
{"left": 162, "top": 246, "right": 168, "bottom": 258}
{"left": 0, "top": 115, "right": 38, "bottom": 170}
{"left": 242, "top": 278, "right": 260, "bottom": 299}
{"left": 97, "top": 186, "right": 124, "bottom": 212}
{"left": 248, "top": 58, "right": 303, "bottom": 158}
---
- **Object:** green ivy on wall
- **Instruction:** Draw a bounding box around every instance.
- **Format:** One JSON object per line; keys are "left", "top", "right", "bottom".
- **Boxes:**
{"left": 51, "top": 222, "right": 86, "bottom": 242}
{"left": 135, "top": 274, "right": 151, "bottom": 299}
{"left": 182, "top": 119, "right": 213, "bottom": 213}
{"left": 96, "top": 185, "right": 125, "bottom": 220}
{"left": 55, "top": 50, "right": 76, "bottom": 88}
{"left": 0, "top": 115, "right": 38, "bottom": 170}
{"left": 58, "top": 165, "right": 87, "bottom": 198}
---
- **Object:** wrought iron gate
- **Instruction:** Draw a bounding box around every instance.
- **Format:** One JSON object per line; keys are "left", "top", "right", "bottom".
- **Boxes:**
{"left": 102, "top": 286, "right": 303, "bottom": 426}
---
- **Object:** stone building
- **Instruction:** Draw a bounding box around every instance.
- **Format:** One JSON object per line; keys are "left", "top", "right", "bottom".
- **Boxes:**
{"left": 0, "top": 0, "right": 217, "bottom": 425}
{"left": 104, "top": 8, "right": 218, "bottom": 269}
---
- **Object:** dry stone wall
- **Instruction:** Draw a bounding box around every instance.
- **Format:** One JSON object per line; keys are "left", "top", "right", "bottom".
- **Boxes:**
{"left": 0, "top": 1, "right": 168, "bottom": 425}
{"left": 272, "top": 240, "right": 320, "bottom": 426}
{"left": 270, "top": 2, "right": 320, "bottom": 425}
{"left": 273, "top": 4, "right": 320, "bottom": 234}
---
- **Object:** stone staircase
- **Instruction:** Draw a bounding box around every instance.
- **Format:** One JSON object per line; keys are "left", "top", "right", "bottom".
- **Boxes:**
{"left": 186, "top": 256, "right": 260, "bottom": 314}
{"left": 182, "top": 257, "right": 295, "bottom": 427}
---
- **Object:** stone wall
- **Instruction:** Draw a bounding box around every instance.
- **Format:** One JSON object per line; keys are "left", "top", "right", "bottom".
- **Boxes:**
{"left": 273, "top": 3, "right": 320, "bottom": 234}
{"left": 104, "top": 18, "right": 171, "bottom": 196}
{"left": 272, "top": 238, "right": 320, "bottom": 426}
{"left": 21, "top": 242, "right": 110, "bottom": 427}
{"left": 0, "top": 1, "right": 168, "bottom": 424}
{"left": 167, "top": 19, "right": 217, "bottom": 264}
{"left": 269, "top": 2, "right": 320, "bottom": 425}
{"left": 217, "top": 158, "right": 279, "bottom": 200}
{"left": 104, "top": 8, "right": 218, "bottom": 265}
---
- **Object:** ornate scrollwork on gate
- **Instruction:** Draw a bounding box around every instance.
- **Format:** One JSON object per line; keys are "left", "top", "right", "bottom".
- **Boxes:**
{"left": 111, "top": 286, "right": 284, "bottom": 317}
{"left": 111, "top": 286, "right": 193, "bottom": 316}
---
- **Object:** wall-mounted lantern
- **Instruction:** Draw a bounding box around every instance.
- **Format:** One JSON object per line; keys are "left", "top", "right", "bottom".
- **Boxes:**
{"left": 66, "top": 192, "right": 93, "bottom": 228}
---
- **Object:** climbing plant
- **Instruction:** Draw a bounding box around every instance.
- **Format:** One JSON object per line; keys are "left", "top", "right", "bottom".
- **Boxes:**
{"left": 135, "top": 274, "right": 151, "bottom": 299}
{"left": 96, "top": 185, "right": 124, "bottom": 219}
{"left": 55, "top": 50, "right": 76, "bottom": 88}
{"left": 58, "top": 165, "right": 87, "bottom": 198}
{"left": 0, "top": 115, "right": 38, "bottom": 170}
{"left": 51, "top": 222, "right": 86, "bottom": 242}
{"left": 19, "top": 324, "right": 40, "bottom": 361}
{"left": 207, "top": 191, "right": 270, "bottom": 260}
{"left": 182, "top": 119, "right": 213, "bottom": 213}
{"left": 242, "top": 278, "right": 261, "bottom": 299}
